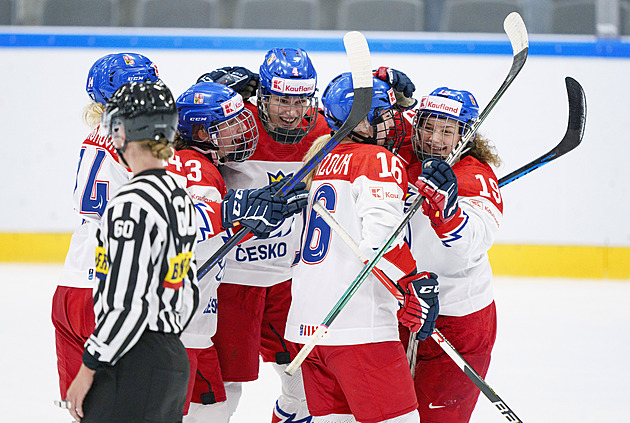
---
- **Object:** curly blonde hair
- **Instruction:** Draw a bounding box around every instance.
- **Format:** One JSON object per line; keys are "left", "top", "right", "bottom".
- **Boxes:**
{"left": 468, "top": 133, "right": 502, "bottom": 168}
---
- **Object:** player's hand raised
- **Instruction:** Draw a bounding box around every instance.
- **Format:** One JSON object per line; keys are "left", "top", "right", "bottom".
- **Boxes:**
{"left": 198, "top": 66, "right": 259, "bottom": 100}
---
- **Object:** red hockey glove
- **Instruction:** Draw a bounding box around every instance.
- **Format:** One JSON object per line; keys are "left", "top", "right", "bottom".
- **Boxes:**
{"left": 397, "top": 271, "right": 439, "bottom": 340}
{"left": 415, "top": 158, "right": 460, "bottom": 227}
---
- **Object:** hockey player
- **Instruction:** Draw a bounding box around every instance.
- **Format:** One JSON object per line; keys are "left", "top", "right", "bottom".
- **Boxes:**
{"left": 400, "top": 87, "right": 503, "bottom": 423}
{"left": 200, "top": 48, "right": 331, "bottom": 423}
{"left": 64, "top": 80, "right": 197, "bottom": 422}
{"left": 284, "top": 72, "right": 440, "bottom": 423}
{"left": 167, "top": 80, "right": 308, "bottom": 422}
{"left": 51, "top": 52, "right": 159, "bottom": 401}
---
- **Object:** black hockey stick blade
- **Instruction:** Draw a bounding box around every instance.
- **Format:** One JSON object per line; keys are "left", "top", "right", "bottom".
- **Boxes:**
{"left": 498, "top": 76, "right": 586, "bottom": 187}
{"left": 197, "top": 31, "right": 373, "bottom": 280}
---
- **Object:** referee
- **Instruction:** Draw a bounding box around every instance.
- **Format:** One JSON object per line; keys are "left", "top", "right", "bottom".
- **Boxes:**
{"left": 65, "top": 80, "right": 199, "bottom": 422}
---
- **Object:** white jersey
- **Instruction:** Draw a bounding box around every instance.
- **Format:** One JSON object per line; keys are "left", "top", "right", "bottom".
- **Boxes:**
{"left": 405, "top": 155, "right": 503, "bottom": 317}
{"left": 58, "top": 126, "right": 131, "bottom": 289}
{"left": 218, "top": 101, "right": 331, "bottom": 287}
{"left": 285, "top": 142, "right": 417, "bottom": 346}
{"left": 166, "top": 148, "right": 227, "bottom": 349}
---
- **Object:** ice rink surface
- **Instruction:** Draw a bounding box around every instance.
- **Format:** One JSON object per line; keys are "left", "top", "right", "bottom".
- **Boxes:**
{"left": 2, "top": 263, "right": 628, "bottom": 423}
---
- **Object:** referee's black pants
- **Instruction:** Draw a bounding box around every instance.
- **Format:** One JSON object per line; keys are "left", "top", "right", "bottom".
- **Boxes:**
{"left": 82, "top": 331, "right": 190, "bottom": 423}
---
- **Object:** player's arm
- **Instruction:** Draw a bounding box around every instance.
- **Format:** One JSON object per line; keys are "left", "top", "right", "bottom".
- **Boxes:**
{"left": 354, "top": 152, "right": 416, "bottom": 280}
{"left": 414, "top": 158, "right": 502, "bottom": 254}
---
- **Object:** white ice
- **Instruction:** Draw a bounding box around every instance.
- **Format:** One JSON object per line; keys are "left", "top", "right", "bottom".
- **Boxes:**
{"left": 1, "top": 263, "right": 628, "bottom": 422}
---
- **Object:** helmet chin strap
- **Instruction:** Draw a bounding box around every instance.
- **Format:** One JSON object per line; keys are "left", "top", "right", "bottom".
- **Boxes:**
{"left": 116, "top": 149, "right": 130, "bottom": 168}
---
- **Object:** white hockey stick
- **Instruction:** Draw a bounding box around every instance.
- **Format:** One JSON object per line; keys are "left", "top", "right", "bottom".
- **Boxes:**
{"left": 311, "top": 201, "right": 524, "bottom": 422}
{"left": 286, "top": 12, "right": 528, "bottom": 378}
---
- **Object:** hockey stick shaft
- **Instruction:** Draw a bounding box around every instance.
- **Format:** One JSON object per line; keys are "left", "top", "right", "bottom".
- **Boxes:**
{"left": 311, "top": 201, "right": 523, "bottom": 422}
{"left": 431, "top": 329, "right": 523, "bottom": 422}
{"left": 285, "top": 12, "right": 528, "bottom": 376}
{"left": 197, "top": 31, "right": 373, "bottom": 280}
{"left": 409, "top": 75, "right": 586, "bottom": 371}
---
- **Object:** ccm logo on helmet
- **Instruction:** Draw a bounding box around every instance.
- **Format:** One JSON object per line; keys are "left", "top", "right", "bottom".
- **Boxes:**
{"left": 271, "top": 77, "right": 316, "bottom": 95}
{"left": 419, "top": 95, "right": 463, "bottom": 117}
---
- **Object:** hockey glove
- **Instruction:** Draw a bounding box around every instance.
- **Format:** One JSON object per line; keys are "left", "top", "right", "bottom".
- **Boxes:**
{"left": 373, "top": 66, "right": 417, "bottom": 108}
{"left": 197, "top": 66, "right": 260, "bottom": 101}
{"left": 397, "top": 271, "right": 439, "bottom": 341}
{"left": 415, "top": 158, "right": 460, "bottom": 227}
{"left": 221, "top": 181, "right": 285, "bottom": 239}
{"left": 282, "top": 181, "right": 309, "bottom": 217}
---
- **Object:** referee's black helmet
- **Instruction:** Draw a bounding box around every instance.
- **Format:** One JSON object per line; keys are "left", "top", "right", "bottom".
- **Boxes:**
{"left": 102, "top": 80, "right": 178, "bottom": 152}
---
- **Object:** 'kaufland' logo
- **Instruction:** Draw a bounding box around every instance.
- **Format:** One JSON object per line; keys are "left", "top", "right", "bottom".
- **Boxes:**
{"left": 271, "top": 77, "right": 316, "bottom": 95}
{"left": 420, "top": 95, "right": 463, "bottom": 117}
{"left": 221, "top": 93, "right": 244, "bottom": 117}
{"left": 370, "top": 186, "right": 384, "bottom": 200}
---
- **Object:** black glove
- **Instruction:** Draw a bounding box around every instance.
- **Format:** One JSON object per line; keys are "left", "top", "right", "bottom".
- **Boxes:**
{"left": 280, "top": 181, "right": 309, "bottom": 216}
{"left": 221, "top": 180, "right": 308, "bottom": 239}
{"left": 197, "top": 66, "right": 259, "bottom": 100}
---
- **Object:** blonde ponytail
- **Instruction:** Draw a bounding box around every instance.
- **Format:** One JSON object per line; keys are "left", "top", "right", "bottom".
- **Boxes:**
{"left": 302, "top": 134, "right": 332, "bottom": 190}
{"left": 82, "top": 102, "right": 105, "bottom": 129}
{"left": 149, "top": 139, "right": 174, "bottom": 160}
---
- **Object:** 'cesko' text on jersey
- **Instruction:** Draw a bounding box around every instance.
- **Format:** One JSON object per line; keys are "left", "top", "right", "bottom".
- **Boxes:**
{"left": 234, "top": 242, "right": 287, "bottom": 262}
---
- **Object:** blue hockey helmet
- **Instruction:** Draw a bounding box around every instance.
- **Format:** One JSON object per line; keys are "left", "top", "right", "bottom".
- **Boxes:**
{"left": 412, "top": 87, "right": 480, "bottom": 161}
{"left": 322, "top": 72, "right": 405, "bottom": 152}
{"left": 86, "top": 53, "right": 159, "bottom": 105}
{"left": 176, "top": 81, "right": 259, "bottom": 163}
{"left": 257, "top": 48, "right": 319, "bottom": 144}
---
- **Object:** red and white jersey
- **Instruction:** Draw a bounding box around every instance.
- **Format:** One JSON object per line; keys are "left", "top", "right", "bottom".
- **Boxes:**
{"left": 285, "top": 142, "right": 417, "bottom": 346}
{"left": 166, "top": 148, "right": 227, "bottom": 349}
{"left": 58, "top": 126, "right": 131, "bottom": 289}
{"left": 405, "top": 155, "right": 503, "bottom": 317}
{"left": 218, "top": 102, "right": 331, "bottom": 287}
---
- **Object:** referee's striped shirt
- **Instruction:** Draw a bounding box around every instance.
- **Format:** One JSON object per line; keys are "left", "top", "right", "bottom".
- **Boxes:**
{"left": 84, "top": 168, "right": 199, "bottom": 368}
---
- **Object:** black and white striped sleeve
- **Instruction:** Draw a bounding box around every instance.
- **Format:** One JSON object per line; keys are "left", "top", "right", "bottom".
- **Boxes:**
{"left": 84, "top": 171, "right": 198, "bottom": 368}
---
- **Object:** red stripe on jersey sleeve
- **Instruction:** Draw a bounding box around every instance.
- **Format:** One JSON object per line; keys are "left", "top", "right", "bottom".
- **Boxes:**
{"left": 382, "top": 243, "right": 417, "bottom": 279}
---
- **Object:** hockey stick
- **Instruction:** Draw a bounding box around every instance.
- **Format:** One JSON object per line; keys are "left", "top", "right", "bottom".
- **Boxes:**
{"left": 407, "top": 76, "right": 585, "bottom": 420}
{"left": 285, "top": 11, "right": 528, "bottom": 377}
{"left": 196, "top": 31, "right": 373, "bottom": 280}
{"left": 497, "top": 76, "right": 586, "bottom": 187}
{"left": 311, "top": 201, "right": 524, "bottom": 422}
